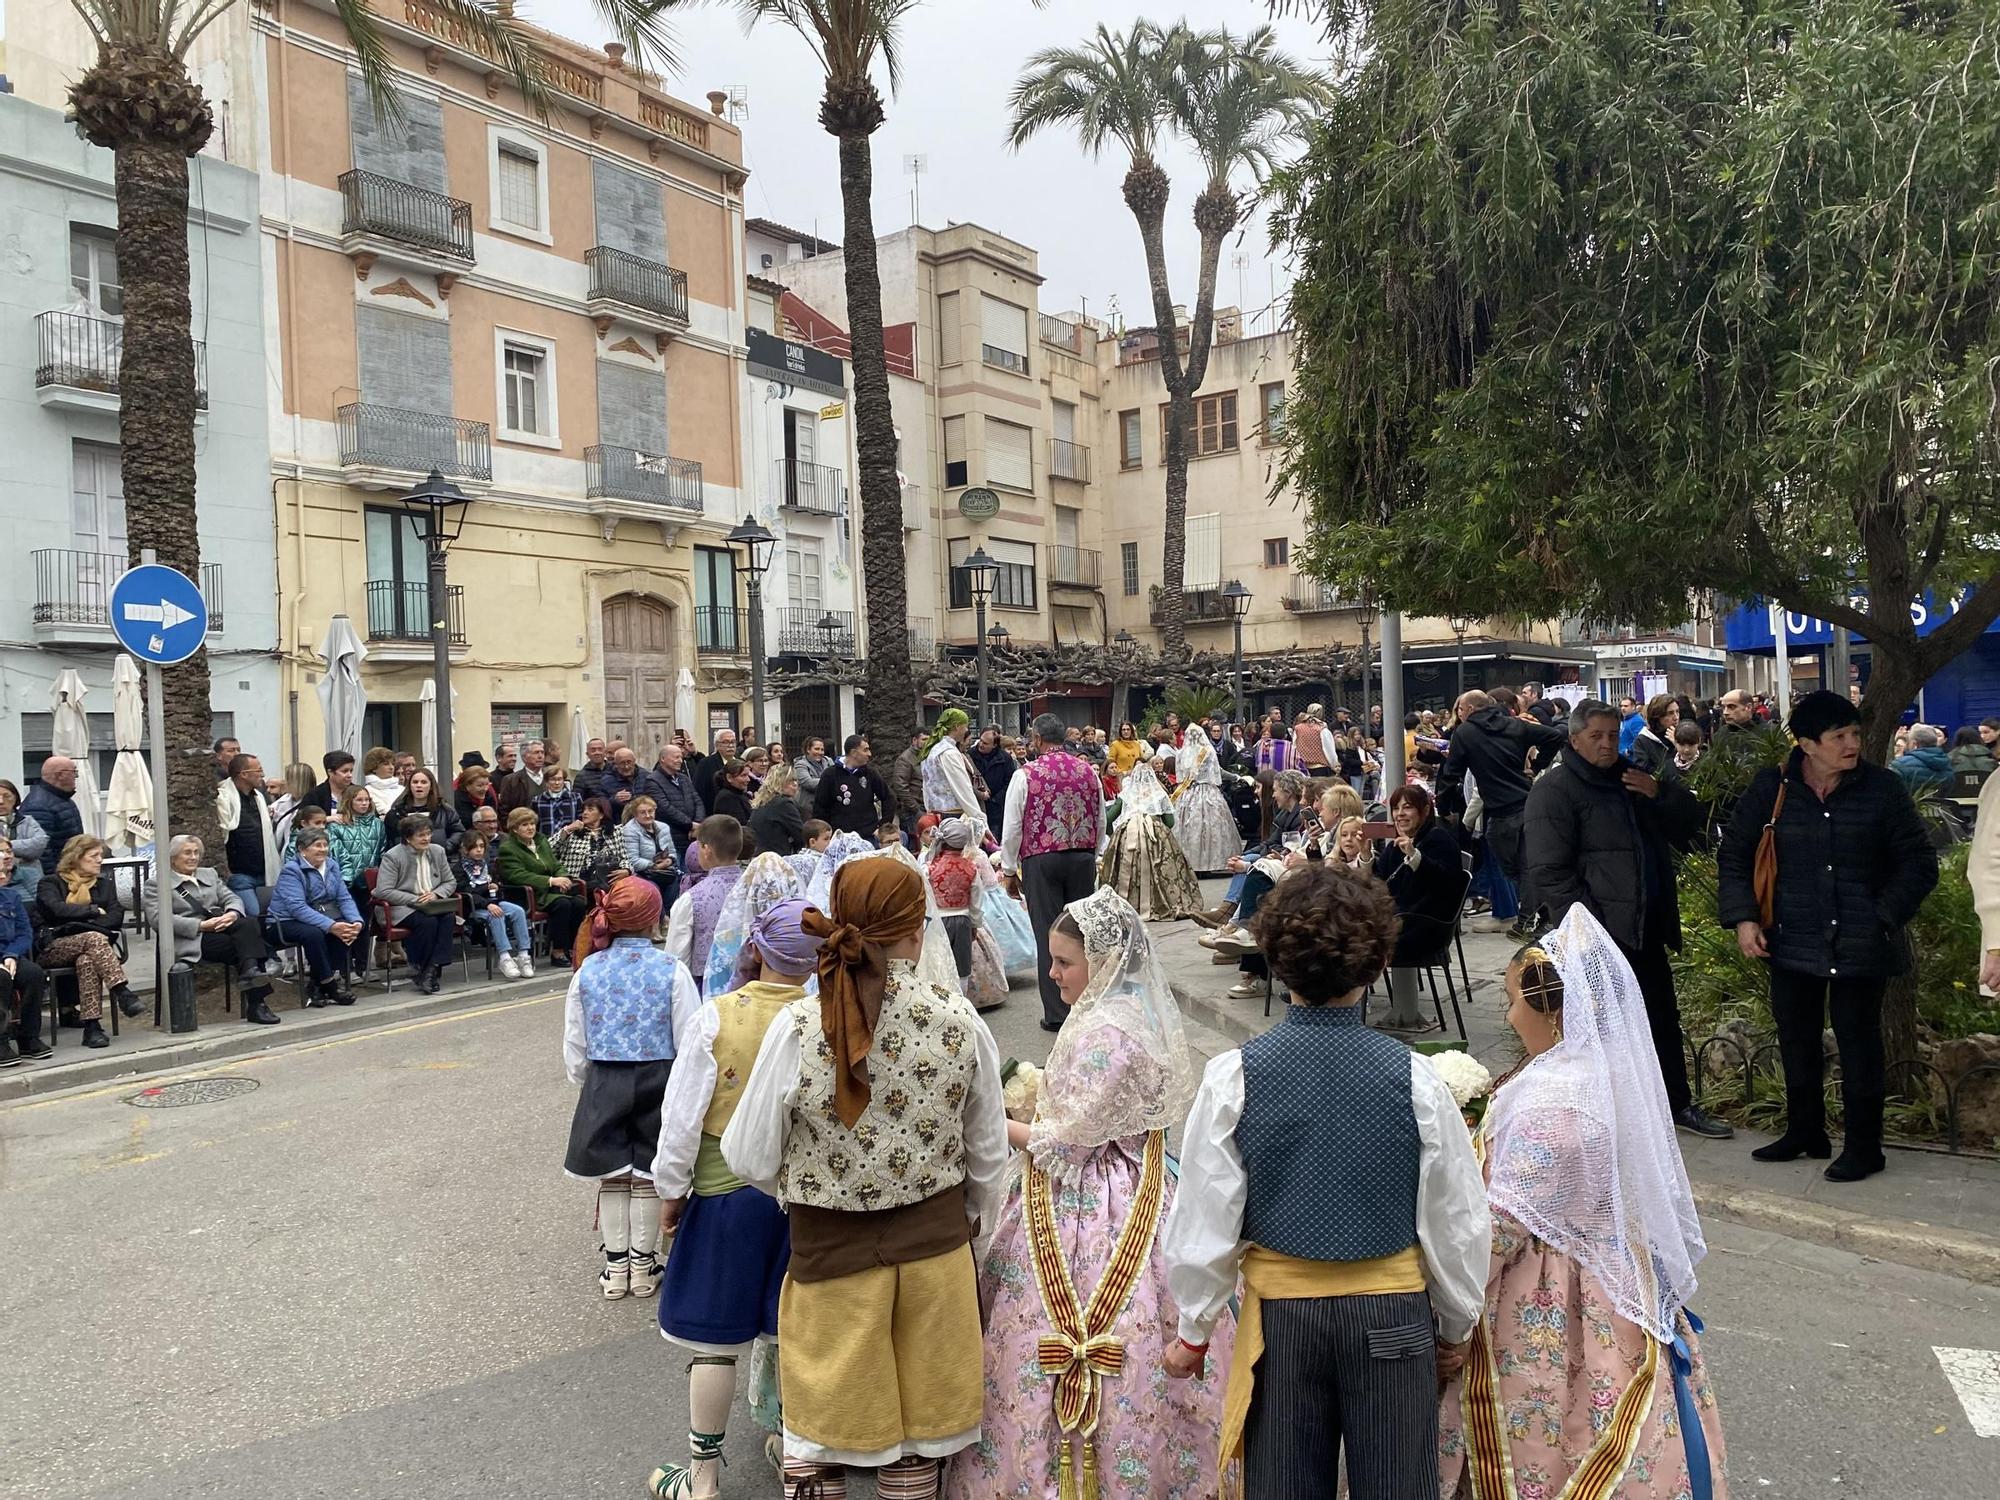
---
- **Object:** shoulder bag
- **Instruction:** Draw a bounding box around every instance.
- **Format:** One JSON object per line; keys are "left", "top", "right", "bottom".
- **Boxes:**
{"left": 1753, "top": 779, "right": 1788, "bottom": 928}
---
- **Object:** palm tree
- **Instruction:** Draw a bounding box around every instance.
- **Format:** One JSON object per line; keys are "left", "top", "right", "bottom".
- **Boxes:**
{"left": 60, "top": 0, "right": 673, "bottom": 861}
{"left": 1010, "top": 23, "right": 1324, "bottom": 656}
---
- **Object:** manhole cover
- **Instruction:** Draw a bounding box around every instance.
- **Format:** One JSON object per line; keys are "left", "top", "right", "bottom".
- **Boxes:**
{"left": 123, "top": 1076, "right": 260, "bottom": 1108}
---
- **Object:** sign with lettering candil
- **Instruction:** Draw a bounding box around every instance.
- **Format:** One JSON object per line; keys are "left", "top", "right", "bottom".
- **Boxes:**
{"left": 747, "top": 327, "right": 846, "bottom": 400}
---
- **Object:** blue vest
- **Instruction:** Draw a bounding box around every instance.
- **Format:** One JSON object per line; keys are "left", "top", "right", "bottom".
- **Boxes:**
{"left": 1235, "top": 1004, "right": 1421, "bottom": 1262}
{"left": 577, "top": 936, "right": 683, "bottom": 1063}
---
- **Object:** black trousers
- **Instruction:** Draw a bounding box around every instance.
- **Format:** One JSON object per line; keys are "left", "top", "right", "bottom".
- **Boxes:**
{"left": 273, "top": 920, "right": 360, "bottom": 982}
{"left": 941, "top": 913, "right": 974, "bottom": 982}
{"left": 4, "top": 958, "right": 48, "bottom": 1045}
{"left": 199, "top": 922, "right": 268, "bottom": 974}
{"left": 632, "top": 867, "right": 681, "bottom": 912}
{"left": 400, "top": 910, "right": 456, "bottom": 969}
{"left": 542, "top": 894, "right": 588, "bottom": 955}
{"left": 1618, "top": 940, "right": 1692, "bottom": 1116}
{"left": 1243, "top": 1290, "right": 1440, "bottom": 1500}
{"left": 1769, "top": 966, "right": 1886, "bottom": 1148}
{"left": 1022, "top": 849, "right": 1098, "bottom": 1026}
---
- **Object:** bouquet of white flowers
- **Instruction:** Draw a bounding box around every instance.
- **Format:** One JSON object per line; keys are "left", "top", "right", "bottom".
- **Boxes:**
{"left": 1001, "top": 1059, "right": 1043, "bottom": 1124}
{"left": 1424, "top": 1048, "right": 1495, "bottom": 1127}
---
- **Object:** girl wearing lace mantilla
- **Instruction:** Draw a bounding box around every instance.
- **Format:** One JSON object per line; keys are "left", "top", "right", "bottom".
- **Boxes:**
{"left": 945, "top": 888, "right": 1231, "bottom": 1500}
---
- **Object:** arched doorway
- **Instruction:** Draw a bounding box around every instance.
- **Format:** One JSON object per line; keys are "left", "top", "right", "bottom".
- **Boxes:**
{"left": 602, "top": 594, "right": 675, "bottom": 752}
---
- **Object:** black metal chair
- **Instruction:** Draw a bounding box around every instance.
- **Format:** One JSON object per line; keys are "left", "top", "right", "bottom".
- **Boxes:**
{"left": 43, "top": 929, "right": 130, "bottom": 1047}
{"left": 1394, "top": 867, "right": 1474, "bottom": 1041}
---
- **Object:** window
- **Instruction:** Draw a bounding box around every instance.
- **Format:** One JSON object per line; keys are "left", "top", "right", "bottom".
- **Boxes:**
{"left": 1263, "top": 537, "right": 1290, "bottom": 567}
{"left": 365, "top": 505, "right": 430, "bottom": 637}
{"left": 943, "top": 414, "right": 968, "bottom": 488}
{"left": 495, "top": 330, "right": 559, "bottom": 446}
{"left": 937, "top": 291, "right": 962, "bottom": 367}
{"left": 1121, "top": 540, "right": 1139, "bottom": 596}
{"left": 1161, "top": 392, "right": 1240, "bottom": 456}
{"left": 70, "top": 440, "right": 126, "bottom": 617}
{"left": 488, "top": 127, "right": 551, "bottom": 242}
{"left": 985, "top": 417, "right": 1033, "bottom": 492}
{"left": 786, "top": 541, "right": 824, "bottom": 617}
{"left": 695, "top": 546, "right": 741, "bottom": 652}
{"left": 1119, "top": 409, "right": 1142, "bottom": 469}
{"left": 949, "top": 536, "right": 1037, "bottom": 611}
{"left": 69, "top": 226, "right": 121, "bottom": 316}
{"left": 1260, "top": 381, "right": 1286, "bottom": 444}
{"left": 979, "top": 294, "right": 1029, "bottom": 375}
{"left": 1186, "top": 512, "right": 1222, "bottom": 592}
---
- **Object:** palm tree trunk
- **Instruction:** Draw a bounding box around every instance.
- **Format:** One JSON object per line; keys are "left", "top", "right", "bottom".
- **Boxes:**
{"left": 830, "top": 127, "right": 918, "bottom": 746}
{"left": 1131, "top": 192, "right": 1189, "bottom": 658}
{"left": 115, "top": 135, "right": 225, "bottom": 867}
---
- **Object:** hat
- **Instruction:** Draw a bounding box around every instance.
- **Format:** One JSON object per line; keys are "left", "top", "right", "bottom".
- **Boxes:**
{"left": 459, "top": 751, "right": 489, "bottom": 770}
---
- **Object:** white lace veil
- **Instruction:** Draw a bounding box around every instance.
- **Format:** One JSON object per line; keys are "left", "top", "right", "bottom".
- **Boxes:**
{"left": 1483, "top": 905, "right": 1706, "bottom": 1343}
{"left": 857, "top": 843, "right": 966, "bottom": 994}
{"left": 1028, "top": 887, "right": 1198, "bottom": 1168}
{"left": 706, "top": 851, "right": 803, "bottom": 994}
{"left": 804, "top": 830, "right": 874, "bottom": 911}
{"left": 1113, "top": 762, "right": 1173, "bottom": 828}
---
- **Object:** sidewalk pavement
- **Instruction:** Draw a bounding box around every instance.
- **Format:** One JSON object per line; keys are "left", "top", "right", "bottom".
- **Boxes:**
{"left": 1160, "top": 877, "right": 2000, "bottom": 1289}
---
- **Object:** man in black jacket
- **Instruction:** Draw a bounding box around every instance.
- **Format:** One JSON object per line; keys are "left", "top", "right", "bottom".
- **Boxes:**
{"left": 22, "top": 757, "right": 84, "bottom": 860}
{"left": 813, "top": 735, "right": 893, "bottom": 838}
{"left": 1525, "top": 700, "right": 1732, "bottom": 1138}
{"left": 1437, "top": 691, "right": 1568, "bottom": 934}
{"left": 641, "top": 742, "right": 704, "bottom": 860}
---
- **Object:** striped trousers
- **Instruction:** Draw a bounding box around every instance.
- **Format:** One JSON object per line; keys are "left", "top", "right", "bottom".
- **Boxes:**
{"left": 1244, "top": 1290, "right": 1439, "bottom": 1500}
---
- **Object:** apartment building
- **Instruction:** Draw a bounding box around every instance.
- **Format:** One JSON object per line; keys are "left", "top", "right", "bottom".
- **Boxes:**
{"left": 0, "top": 92, "right": 279, "bottom": 790}
{"left": 11, "top": 0, "right": 755, "bottom": 760}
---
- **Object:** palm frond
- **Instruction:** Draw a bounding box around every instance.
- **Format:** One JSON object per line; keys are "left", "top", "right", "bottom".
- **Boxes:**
{"left": 332, "top": 0, "right": 408, "bottom": 128}
{"left": 1006, "top": 21, "right": 1173, "bottom": 163}
{"left": 586, "top": 0, "right": 685, "bottom": 79}
{"left": 733, "top": 0, "right": 921, "bottom": 95}
{"left": 1172, "top": 23, "right": 1330, "bottom": 191}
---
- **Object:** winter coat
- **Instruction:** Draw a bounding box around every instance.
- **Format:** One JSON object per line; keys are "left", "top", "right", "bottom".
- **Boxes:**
{"left": 326, "top": 815, "right": 384, "bottom": 877}
{"left": 0, "top": 810, "right": 49, "bottom": 891}
{"left": 1436, "top": 706, "right": 1568, "bottom": 820}
{"left": 1525, "top": 751, "right": 1703, "bottom": 953}
{"left": 168, "top": 866, "right": 252, "bottom": 968}
{"left": 1370, "top": 816, "right": 1465, "bottom": 927}
{"left": 34, "top": 873, "right": 122, "bottom": 944}
{"left": 1949, "top": 743, "right": 1997, "bottom": 778}
{"left": 388, "top": 801, "right": 462, "bottom": 850}
{"left": 792, "top": 754, "right": 833, "bottom": 805}
{"left": 813, "top": 761, "right": 894, "bottom": 837}
{"left": 1626, "top": 728, "right": 1674, "bottom": 778}
{"left": 0, "top": 885, "right": 34, "bottom": 960}
{"left": 495, "top": 831, "right": 569, "bottom": 899}
{"left": 21, "top": 782, "right": 83, "bottom": 863}
{"left": 749, "top": 796, "right": 805, "bottom": 857}
{"left": 621, "top": 818, "right": 678, "bottom": 871}
{"left": 640, "top": 766, "right": 704, "bottom": 849}
{"left": 269, "top": 853, "right": 360, "bottom": 932}
{"left": 891, "top": 746, "right": 925, "bottom": 818}
{"left": 1717, "top": 752, "right": 1938, "bottom": 978}
{"left": 375, "top": 841, "right": 459, "bottom": 925}
{"left": 710, "top": 785, "right": 754, "bottom": 824}
{"left": 1891, "top": 745, "right": 1953, "bottom": 796}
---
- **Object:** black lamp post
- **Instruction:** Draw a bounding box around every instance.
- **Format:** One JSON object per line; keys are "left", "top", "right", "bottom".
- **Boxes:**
{"left": 1353, "top": 592, "right": 1380, "bottom": 738}
{"left": 817, "top": 610, "right": 843, "bottom": 742}
{"left": 396, "top": 469, "right": 470, "bottom": 777}
{"left": 985, "top": 621, "right": 1010, "bottom": 729}
{"left": 960, "top": 545, "right": 999, "bottom": 726}
{"left": 1221, "top": 579, "right": 1252, "bottom": 723}
{"left": 1450, "top": 613, "right": 1474, "bottom": 697}
{"left": 726, "top": 514, "right": 777, "bottom": 744}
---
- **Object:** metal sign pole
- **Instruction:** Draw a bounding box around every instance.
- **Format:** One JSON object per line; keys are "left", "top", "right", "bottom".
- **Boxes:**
{"left": 140, "top": 547, "right": 174, "bottom": 1023}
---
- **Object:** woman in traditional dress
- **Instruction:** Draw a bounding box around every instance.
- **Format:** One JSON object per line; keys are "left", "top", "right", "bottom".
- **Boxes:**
{"left": 1172, "top": 723, "right": 1243, "bottom": 875}
{"left": 923, "top": 707, "right": 991, "bottom": 844}
{"left": 1101, "top": 757, "right": 1203, "bottom": 921}
{"left": 927, "top": 816, "right": 1009, "bottom": 1009}
{"left": 946, "top": 887, "right": 1230, "bottom": 1500}
{"left": 702, "top": 850, "right": 803, "bottom": 996}
{"left": 1439, "top": 906, "right": 1729, "bottom": 1500}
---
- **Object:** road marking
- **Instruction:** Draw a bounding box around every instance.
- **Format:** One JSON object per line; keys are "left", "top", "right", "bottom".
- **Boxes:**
{"left": 1935, "top": 1346, "right": 2000, "bottom": 1437}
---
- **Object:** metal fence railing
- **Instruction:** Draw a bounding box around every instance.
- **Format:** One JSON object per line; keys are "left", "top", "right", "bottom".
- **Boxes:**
{"left": 365, "top": 579, "right": 465, "bottom": 644}
{"left": 337, "top": 402, "right": 492, "bottom": 481}
{"left": 776, "top": 459, "right": 847, "bottom": 516}
{"left": 339, "top": 169, "right": 474, "bottom": 261}
{"left": 695, "top": 605, "right": 748, "bottom": 656}
{"left": 1049, "top": 437, "right": 1090, "bottom": 483}
{"left": 32, "top": 550, "right": 223, "bottom": 631}
{"left": 586, "top": 444, "right": 703, "bottom": 511}
{"left": 587, "top": 245, "right": 690, "bottom": 325}
{"left": 776, "top": 608, "right": 855, "bottom": 655}
{"left": 35, "top": 311, "right": 208, "bottom": 410}
{"left": 1048, "top": 545, "right": 1100, "bottom": 588}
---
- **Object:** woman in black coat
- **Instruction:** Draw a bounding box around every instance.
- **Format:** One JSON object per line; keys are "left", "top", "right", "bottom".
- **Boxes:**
{"left": 1370, "top": 784, "right": 1464, "bottom": 1029}
{"left": 1718, "top": 690, "right": 1938, "bottom": 1182}
{"left": 35, "top": 835, "right": 143, "bottom": 1045}
{"left": 708, "top": 758, "right": 755, "bottom": 825}
{"left": 748, "top": 769, "right": 806, "bottom": 857}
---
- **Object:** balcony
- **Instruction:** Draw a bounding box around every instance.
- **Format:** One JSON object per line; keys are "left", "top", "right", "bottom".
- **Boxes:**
{"left": 696, "top": 605, "right": 749, "bottom": 658}
{"left": 337, "top": 402, "right": 491, "bottom": 489}
{"left": 586, "top": 245, "right": 690, "bottom": 335}
{"left": 1048, "top": 545, "right": 1101, "bottom": 590}
{"left": 776, "top": 608, "right": 856, "bottom": 656}
{"left": 1148, "top": 588, "right": 1232, "bottom": 626}
{"left": 35, "top": 312, "right": 207, "bottom": 416}
{"left": 31, "top": 550, "right": 224, "bottom": 647}
{"left": 338, "top": 169, "right": 474, "bottom": 272}
{"left": 1282, "top": 581, "right": 1361, "bottom": 615}
{"left": 775, "top": 459, "right": 846, "bottom": 516}
{"left": 587, "top": 444, "right": 703, "bottom": 511}
{"left": 1049, "top": 437, "right": 1091, "bottom": 484}
{"left": 365, "top": 580, "right": 466, "bottom": 662}
{"left": 910, "top": 618, "right": 936, "bottom": 660}
{"left": 1039, "top": 314, "right": 1083, "bottom": 353}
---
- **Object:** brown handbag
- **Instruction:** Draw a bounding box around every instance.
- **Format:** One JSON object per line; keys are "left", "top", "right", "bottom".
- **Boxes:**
{"left": 1753, "top": 780, "right": 1788, "bottom": 928}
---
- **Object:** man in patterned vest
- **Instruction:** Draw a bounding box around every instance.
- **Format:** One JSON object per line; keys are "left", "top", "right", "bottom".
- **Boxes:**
{"left": 722, "top": 858, "right": 1008, "bottom": 1500}
{"left": 1000, "top": 713, "right": 1107, "bottom": 1030}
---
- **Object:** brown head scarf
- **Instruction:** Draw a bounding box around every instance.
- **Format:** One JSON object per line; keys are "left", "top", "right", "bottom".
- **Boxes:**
{"left": 802, "top": 857, "right": 928, "bottom": 1128}
{"left": 582, "top": 874, "right": 662, "bottom": 959}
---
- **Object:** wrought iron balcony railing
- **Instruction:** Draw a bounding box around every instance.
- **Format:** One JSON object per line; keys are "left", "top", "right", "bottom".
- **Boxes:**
{"left": 34, "top": 311, "right": 208, "bottom": 410}
{"left": 32, "top": 550, "right": 224, "bottom": 633}
{"left": 776, "top": 459, "right": 846, "bottom": 516}
{"left": 910, "top": 619, "right": 936, "bottom": 660}
{"left": 339, "top": 169, "right": 475, "bottom": 262}
{"left": 1282, "top": 582, "right": 1361, "bottom": 615}
{"left": 1048, "top": 437, "right": 1090, "bottom": 483}
{"left": 365, "top": 579, "right": 465, "bottom": 645}
{"left": 777, "top": 608, "right": 856, "bottom": 655}
{"left": 1048, "top": 545, "right": 1100, "bottom": 588}
{"left": 1148, "top": 588, "right": 1232, "bottom": 626}
{"left": 695, "top": 605, "right": 748, "bottom": 657}
{"left": 586, "top": 444, "right": 704, "bottom": 511}
{"left": 586, "top": 245, "right": 690, "bottom": 325}
{"left": 337, "top": 402, "right": 492, "bottom": 481}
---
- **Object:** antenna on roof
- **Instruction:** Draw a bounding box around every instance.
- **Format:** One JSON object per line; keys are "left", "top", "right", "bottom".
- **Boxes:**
{"left": 723, "top": 86, "right": 748, "bottom": 123}
{"left": 903, "top": 154, "right": 927, "bottom": 228}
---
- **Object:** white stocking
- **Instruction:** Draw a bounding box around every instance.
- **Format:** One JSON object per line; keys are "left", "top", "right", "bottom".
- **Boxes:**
{"left": 597, "top": 1176, "right": 632, "bottom": 1257}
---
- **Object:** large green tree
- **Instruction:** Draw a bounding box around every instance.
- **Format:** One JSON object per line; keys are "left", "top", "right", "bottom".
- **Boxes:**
{"left": 63, "top": 0, "right": 672, "bottom": 864}
{"left": 1010, "top": 22, "right": 1324, "bottom": 656}
{"left": 1274, "top": 0, "right": 2000, "bottom": 762}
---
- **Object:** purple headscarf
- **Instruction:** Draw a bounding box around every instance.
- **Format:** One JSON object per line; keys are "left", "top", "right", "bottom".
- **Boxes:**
{"left": 730, "top": 897, "right": 825, "bottom": 988}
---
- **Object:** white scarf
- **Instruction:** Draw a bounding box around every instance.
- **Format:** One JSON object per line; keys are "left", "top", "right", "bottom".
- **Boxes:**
{"left": 216, "top": 780, "right": 282, "bottom": 878}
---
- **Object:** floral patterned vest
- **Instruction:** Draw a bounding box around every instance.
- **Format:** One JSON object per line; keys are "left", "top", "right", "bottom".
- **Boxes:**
{"left": 1018, "top": 751, "right": 1100, "bottom": 860}
{"left": 777, "top": 963, "right": 980, "bottom": 1212}
{"left": 577, "top": 936, "right": 685, "bottom": 1063}
{"left": 686, "top": 864, "right": 744, "bottom": 985}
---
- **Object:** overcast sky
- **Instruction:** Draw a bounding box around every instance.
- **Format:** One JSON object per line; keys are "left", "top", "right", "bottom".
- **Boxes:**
{"left": 540, "top": 0, "right": 1331, "bottom": 330}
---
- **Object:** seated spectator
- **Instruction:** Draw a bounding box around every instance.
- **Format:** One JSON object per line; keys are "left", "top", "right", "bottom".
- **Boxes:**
{"left": 271, "top": 762, "right": 318, "bottom": 847}
{"left": 392, "top": 767, "right": 463, "bottom": 849}
{"left": 749, "top": 765, "right": 805, "bottom": 856}
{"left": 1204, "top": 770, "right": 1312, "bottom": 998}
{"left": 1370, "top": 783, "right": 1466, "bottom": 1031}
{"left": 328, "top": 786, "right": 386, "bottom": 926}
{"left": 164, "top": 834, "right": 277, "bottom": 1026}
{"left": 36, "top": 835, "right": 141, "bottom": 1047}
{"left": 453, "top": 755, "right": 494, "bottom": 826}
{"left": 0, "top": 779, "right": 49, "bottom": 895}
{"left": 361, "top": 746, "right": 406, "bottom": 817}
{"left": 454, "top": 803, "right": 500, "bottom": 856}
{"left": 620, "top": 796, "right": 680, "bottom": 912}
{"left": 552, "top": 796, "right": 628, "bottom": 890}
{"left": 268, "top": 829, "right": 362, "bottom": 1006}
{"left": 534, "top": 766, "right": 583, "bottom": 840}
{"left": 496, "top": 806, "right": 589, "bottom": 966}
{"left": 376, "top": 815, "right": 460, "bottom": 995}
{"left": 0, "top": 836, "right": 51, "bottom": 1062}
{"left": 1891, "top": 725, "right": 1953, "bottom": 795}
{"left": 22, "top": 757, "right": 84, "bottom": 866}
{"left": 454, "top": 830, "right": 532, "bottom": 979}
{"left": 304, "top": 750, "right": 356, "bottom": 815}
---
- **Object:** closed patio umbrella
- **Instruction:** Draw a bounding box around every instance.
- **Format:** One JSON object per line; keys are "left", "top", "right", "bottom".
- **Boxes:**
{"left": 567, "top": 705, "right": 589, "bottom": 773}
{"left": 675, "top": 668, "right": 697, "bottom": 744}
{"left": 102, "top": 653, "right": 153, "bottom": 854}
{"left": 315, "top": 614, "right": 368, "bottom": 760}
{"left": 50, "top": 668, "right": 104, "bottom": 840}
{"left": 418, "top": 678, "right": 457, "bottom": 775}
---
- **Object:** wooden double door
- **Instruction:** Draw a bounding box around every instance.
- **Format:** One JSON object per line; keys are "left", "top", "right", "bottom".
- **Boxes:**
{"left": 602, "top": 594, "right": 676, "bottom": 752}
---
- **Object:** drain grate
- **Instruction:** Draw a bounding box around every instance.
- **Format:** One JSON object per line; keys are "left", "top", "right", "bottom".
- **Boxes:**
{"left": 124, "top": 1076, "right": 260, "bottom": 1108}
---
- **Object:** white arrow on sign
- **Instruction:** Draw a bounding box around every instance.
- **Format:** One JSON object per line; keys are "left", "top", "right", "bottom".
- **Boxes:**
{"left": 122, "top": 599, "right": 197, "bottom": 632}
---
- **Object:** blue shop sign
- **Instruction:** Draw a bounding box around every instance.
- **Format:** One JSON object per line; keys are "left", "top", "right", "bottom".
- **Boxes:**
{"left": 1723, "top": 591, "right": 2000, "bottom": 653}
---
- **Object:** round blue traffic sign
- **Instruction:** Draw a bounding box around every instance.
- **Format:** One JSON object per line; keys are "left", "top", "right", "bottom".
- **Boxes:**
{"left": 108, "top": 564, "right": 210, "bottom": 665}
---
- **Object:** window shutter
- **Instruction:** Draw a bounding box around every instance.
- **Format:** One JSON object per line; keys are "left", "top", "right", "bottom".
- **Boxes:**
{"left": 1186, "top": 512, "right": 1221, "bottom": 591}
{"left": 986, "top": 418, "right": 1032, "bottom": 491}
{"left": 1052, "top": 400, "right": 1076, "bottom": 445}
{"left": 938, "top": 291, "right": 961, "bottom": 366}
{"left": 943, "top": 414, "right": 967, "bottom": 487}
{"left": 498, "top": 144, "right": 540, "bottom": 230}
{"left": 980, "top": 295, "right": 1028, "bottom": 362}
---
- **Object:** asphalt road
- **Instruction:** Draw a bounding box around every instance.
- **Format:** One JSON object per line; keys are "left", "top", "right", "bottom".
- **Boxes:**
{"left": 4, "top": 979, "right": 1997, "bottom": 1499}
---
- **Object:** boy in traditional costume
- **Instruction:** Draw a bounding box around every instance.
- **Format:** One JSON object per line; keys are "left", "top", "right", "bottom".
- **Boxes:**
{"left": 665, "top": 814, "right": 746, "bottom": 990}
{"left": 722, "top": 858, "right": 1009, "bottom": 1500}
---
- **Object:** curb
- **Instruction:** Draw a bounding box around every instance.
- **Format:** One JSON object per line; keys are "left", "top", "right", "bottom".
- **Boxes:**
{"left": 0, "top": 979, "right": 562, "bottom": 1104}
{"left": 1689, "top": 1180, "right": 2000, "bottom": 1288}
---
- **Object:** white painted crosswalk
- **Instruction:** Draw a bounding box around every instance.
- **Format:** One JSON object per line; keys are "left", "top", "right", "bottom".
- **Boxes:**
{"left": 1935, "top": 1346, "right": 2000, "bottom": 1438}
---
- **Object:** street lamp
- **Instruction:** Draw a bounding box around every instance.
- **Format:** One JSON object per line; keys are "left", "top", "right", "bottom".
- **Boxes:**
{"left": 726, "top": 514, "right": 777, "bottom": 745}
{"left": 986, "top": 621, "right": 1010, "bottom": 728}
{"left": 1449, "top": 612, "right": 1475, "bottom": 698}
{"left": 1353, "top": 592, "right": 1380, "bottom": 740}
{"left": 1221, "top": 578, "right": 1252, "bottom": 723}
{"left": 960, "top": 545, "right": 999, "bottom": 726}
{"left": 396, "top": 469, "right": 470, "bottom": 777}
{"left": 817, "top": 610, "right": 843, "bottom": 743}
